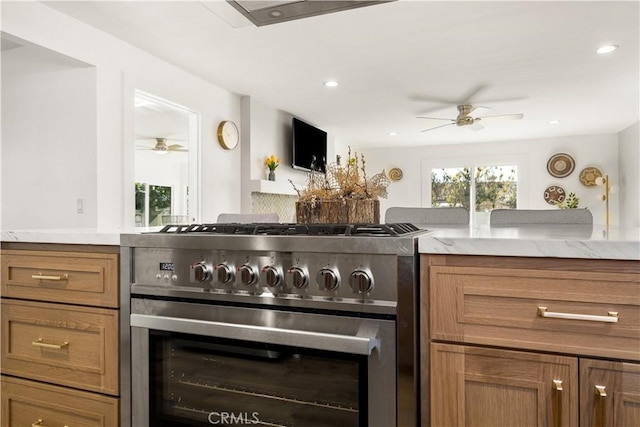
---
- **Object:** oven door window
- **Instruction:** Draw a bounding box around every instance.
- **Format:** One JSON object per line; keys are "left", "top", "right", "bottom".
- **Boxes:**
{"left": 149, "top": 331, "right": 368, "bottom": 427}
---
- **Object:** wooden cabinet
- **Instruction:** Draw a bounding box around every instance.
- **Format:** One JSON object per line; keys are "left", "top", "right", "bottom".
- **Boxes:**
{"left": 2, "top": 376, "right": 119, "bottom": 427}
{"left": 1, "top": 249, "right": 118, "bottom": 307}
{"left": 1, "top": 244, "right": 121, "bottom": 427}
{"left": 580, "top": 358, "right": 640, "bottom": 427}
{"left": 431, "top": 343, "right": 578, "bottom": 426}
{"left": 1, "top": 299, "right": 119, "bottom": 395}
{"left": 421, "top": 255, "right": 640, "bottom": 427}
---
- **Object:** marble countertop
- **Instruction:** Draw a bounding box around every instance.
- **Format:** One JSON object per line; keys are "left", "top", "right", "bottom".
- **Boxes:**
{"left": 1, "top": 228, "right": 145, "bottom": 246}
{"left": 418, "top": 225, "right": 640, "bottom": 260}
{"left": 3, "top": 225, "right": 639, "bottom": 260}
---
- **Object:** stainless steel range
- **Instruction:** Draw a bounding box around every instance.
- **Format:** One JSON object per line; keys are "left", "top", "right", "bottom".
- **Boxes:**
{"left": 121, "top": 223, "right": 426, "bottom": 427}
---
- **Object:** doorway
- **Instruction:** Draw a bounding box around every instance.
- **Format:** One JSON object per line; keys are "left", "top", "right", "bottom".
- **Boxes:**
{"left": 134, "top": 91, "right": 199, "bottom": 227}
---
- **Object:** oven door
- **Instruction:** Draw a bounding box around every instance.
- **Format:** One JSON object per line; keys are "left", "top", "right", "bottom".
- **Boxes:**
{"left": 130, "top": 298, "right": 396, "bottom": 427}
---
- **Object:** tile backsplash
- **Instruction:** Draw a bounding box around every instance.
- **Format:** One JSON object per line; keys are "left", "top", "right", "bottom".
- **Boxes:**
{"left": 251, "top": 192, "right": 297, "bottom": 223}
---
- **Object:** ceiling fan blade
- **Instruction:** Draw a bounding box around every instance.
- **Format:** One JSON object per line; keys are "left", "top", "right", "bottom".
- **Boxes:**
{"left": 470, "top": 106, "right": 491, "bottom": 116}
{"left": 410, "top": 94, "right": 462, "bottom": 105}
{"left": 410, "top": 84, "right": 488, "bottom": 106}
{"left": 416, "top": 116, "right": 455, "bottom": 122}
{"left": 421, "top": 123, "right": 455, "bottom": 133}
{"left": 477, "top": 113, "right": 524, "bottom": 122}
{"left": 136, "top": 136, "right": 187, "bottom": 142}
{"left": 459, "top": 84, "right": 487, "bottom": 103}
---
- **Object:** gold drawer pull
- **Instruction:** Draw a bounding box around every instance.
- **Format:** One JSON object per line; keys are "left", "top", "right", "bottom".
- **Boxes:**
{"left": 31, "top": 273, "right": 69, "bottom": 281}
{"left": 595, "top": 385, "right": 607, "bottom": 427}
{"left": 552, "top": 379, "right": 563, "bottom": 427}
{"left": 537, "top": 306, "right": 619, "bottom": 323}
{"left": 32, "top": 420, "right": 68, "bottom": 427}
{"left": 32, "top": 338, "right": 69, "bottom": 350}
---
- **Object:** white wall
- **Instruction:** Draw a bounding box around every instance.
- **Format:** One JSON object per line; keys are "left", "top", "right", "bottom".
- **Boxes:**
{"left": 1, "top": 1, "right": 242, "bottom": 229}
{"left": 355, "top": 133, "right": 624, "bottom": 226}
{"left": 2, "top": 41, "right": 97, "bottom": 229}
{"left": 619, "top": 122, "right": 640, "bottom": 228}
{"left": 240, "top": 96, "right": 335, "bottom": 213}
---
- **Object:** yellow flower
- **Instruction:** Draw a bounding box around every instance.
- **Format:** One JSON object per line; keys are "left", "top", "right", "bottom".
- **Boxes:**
{"left": 265, "top": 154, "right": 280, "bottom": 171}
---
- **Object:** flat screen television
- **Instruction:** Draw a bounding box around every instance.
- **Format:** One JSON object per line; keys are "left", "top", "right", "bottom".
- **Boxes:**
{"left": 292, "top": 117, "right": 327, "bottom": 173}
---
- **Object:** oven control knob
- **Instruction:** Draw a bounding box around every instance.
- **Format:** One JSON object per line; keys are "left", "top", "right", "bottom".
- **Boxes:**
{"left": 191, "top": 262, "right": 210, "bottom": 283}
{"left": 261, "top": 266, "right": 282, "bottom": 288}
{"left": 350, "top": 269, "right": 374, "bottom": 294}
{"left": 317, "top": 268, "right": 340, "bottom": 292}
{"left": 215, "top": 263, "right": 234, "bottom": 284}
{"left": 287, "top": 267, "right": 309, "bottom": 289}
{"left": 238, "top": 264, "right": 258, "bottom": 285}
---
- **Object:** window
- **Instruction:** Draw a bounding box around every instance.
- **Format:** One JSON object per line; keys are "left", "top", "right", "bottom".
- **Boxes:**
{"left": 135, "top": 183, "right": 173, "bottom": 227}
{"left": 431, "top": 164, "right": 518, "bottom": 223}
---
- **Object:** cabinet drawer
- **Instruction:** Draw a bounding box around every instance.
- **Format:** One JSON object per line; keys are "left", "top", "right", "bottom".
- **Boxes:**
{"left": 1, "top": 375, "right": 119, "bottom": 427}
{"left": 1, "top": 299, "right": 119, "bottom": 395}
{"left": 1, "top": 249, "right": 119, "bottom": 308}
{"left": 429, "top": 265, "right": 640, "bottom": 360}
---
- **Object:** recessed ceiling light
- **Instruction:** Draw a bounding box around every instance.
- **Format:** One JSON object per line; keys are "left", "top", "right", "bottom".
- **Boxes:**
{"left": 389, "top": 132, "right": 397, "bottom": 136}
{"left": 548, "top": 120, "right": 560, "bottom": 125}
{"left": 324, "top": 80, "right": 339, "bottom": 88}
{"left": 268, "top": 10, "right": 283, "bottom": 18}
{"left": 596, "top": 44, "right": 618, "bottom": 54}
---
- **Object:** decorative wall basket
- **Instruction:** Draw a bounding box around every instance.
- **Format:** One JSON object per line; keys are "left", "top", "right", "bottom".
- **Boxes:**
{"left": 295, "top": 199, "right": 380, "bottom": 224}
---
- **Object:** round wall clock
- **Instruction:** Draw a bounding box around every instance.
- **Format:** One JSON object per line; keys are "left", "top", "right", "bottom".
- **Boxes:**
{"left": 217, "top": 120, "right": 239, "bottom": 150}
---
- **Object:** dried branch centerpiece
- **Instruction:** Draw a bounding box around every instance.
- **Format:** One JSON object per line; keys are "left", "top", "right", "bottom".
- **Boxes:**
{"left": 291, "top": 149, "right": 389, "bottom": 224}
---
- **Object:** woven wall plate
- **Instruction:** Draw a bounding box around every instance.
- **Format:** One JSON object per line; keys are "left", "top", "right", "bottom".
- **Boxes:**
{"left": 388, "top": 167, "right": 403, "bottom": 181}
{"left": 544, "top": 185, "right": 566, "bottom": 205}
{"left": 547, "top": 153, "right": 575, "bottom": 178}
{"left": 579, "top": 167, "right": 602, "bottom": 187}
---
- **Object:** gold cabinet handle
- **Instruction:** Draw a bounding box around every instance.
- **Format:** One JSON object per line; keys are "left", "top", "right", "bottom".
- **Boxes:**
{"left": 552, "top": 379, "right": 563, "bottom": 427}
{"left": 595, "top": 385, "right": 607, "bottom": 427}
{"left": 538, "top": 306, "right": 619, "bottom": 323}
{"left": 32, "top": 338, "right": 69, "bottom": 350}
{"left": 31, "top": 273, "right": 69, "bottom": 281}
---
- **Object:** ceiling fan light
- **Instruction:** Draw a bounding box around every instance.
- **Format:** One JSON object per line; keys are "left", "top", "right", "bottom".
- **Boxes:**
{"left": 596, "top": 44, "right": 618, "bottom": 54}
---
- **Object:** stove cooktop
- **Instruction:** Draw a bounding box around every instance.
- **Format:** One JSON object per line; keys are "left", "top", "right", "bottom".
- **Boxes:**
{"left": 157, "top": 223, "right": 422, "bottom": 237}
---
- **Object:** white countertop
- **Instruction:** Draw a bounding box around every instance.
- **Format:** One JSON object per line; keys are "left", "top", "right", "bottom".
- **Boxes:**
{"left": 3, "top": 225, "right": 639, "bottom": 260}
{"left": 1, "top": 228, "right": 143, "bottom": 246}
{"left": 418, "top": 225, "right": 640, "bottom": 260}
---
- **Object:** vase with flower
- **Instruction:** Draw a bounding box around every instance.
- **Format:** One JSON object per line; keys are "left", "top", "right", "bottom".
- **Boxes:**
{"left": 264, "top": 154, "right": 280, "bottom": 181}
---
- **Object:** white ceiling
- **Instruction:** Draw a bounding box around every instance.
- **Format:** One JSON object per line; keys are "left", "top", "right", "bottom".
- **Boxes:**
{"left": 44, "top": 0, "right": 639, "bottom": 148}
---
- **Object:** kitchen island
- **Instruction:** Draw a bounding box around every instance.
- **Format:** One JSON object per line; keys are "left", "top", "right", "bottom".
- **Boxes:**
{"left": 1, "top": 229, "right": 129, "bottom": 427}
{"left": 418, "top": 225, "right": 640, "bottom": 427}
{"left": 3, "top": 225, "right": 639, "bottom": 427}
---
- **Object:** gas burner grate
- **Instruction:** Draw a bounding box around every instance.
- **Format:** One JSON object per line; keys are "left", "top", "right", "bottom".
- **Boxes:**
{"left": 157, "top": 223, "right": 422, "bottom": 236}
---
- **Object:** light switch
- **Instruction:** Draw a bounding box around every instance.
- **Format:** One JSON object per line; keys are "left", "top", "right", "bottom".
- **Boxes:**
{"left": 77, "top": 198, "right": 84, "bottom": 214}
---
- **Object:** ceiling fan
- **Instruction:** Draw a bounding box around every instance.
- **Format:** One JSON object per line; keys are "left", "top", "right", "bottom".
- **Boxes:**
{"left": 135, "top": 137, "right": 187, "bottom": 154}
{"left": 418, "top": 104, "right": 524, "bottom": 132}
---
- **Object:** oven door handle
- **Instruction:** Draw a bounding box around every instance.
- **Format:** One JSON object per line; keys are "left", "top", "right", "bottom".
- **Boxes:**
{"left": 130, "top": 313, "right": 378, "bottom": 355}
